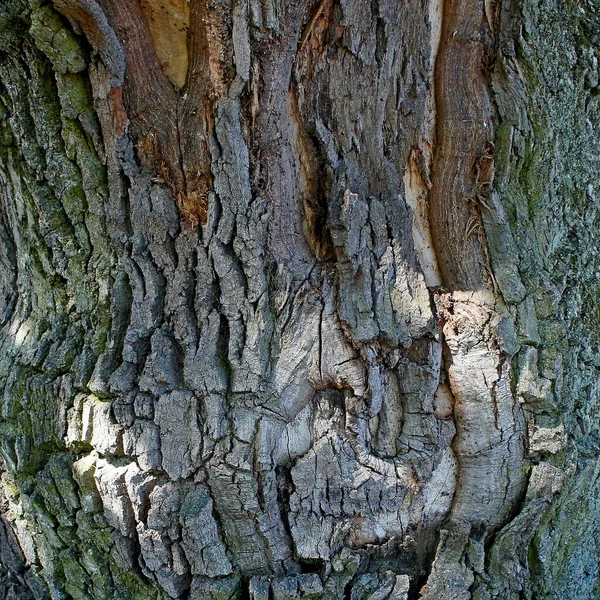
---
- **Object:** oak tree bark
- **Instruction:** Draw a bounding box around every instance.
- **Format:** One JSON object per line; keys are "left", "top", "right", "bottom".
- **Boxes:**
{"left": 0, "top": 0, "right": 599, "bottom": 599}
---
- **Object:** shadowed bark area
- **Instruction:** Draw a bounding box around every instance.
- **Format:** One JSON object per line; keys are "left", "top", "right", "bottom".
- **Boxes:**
{"left": 0, "top": 0, "right": 598, "bottom": 599}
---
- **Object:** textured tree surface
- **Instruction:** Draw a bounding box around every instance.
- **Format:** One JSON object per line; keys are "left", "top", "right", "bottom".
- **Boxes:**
{"left": 0, "top": 0, "right": 599, "bottom": 598}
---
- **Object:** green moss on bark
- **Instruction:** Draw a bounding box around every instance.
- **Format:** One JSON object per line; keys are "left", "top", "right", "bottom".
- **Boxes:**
{"left": 0, "top": 2, "right": 157, "bottom": 598}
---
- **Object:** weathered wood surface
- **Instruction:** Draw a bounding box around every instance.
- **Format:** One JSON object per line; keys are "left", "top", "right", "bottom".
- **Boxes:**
{"left": 0, "top": 0, "right": 598, "bottom": 598}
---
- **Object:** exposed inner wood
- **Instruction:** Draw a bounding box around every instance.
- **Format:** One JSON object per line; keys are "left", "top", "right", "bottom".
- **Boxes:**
{"left": 56, "top": 0, "right": 234, "bottom": 227}
{"left": 176, "top": 0, "right": 234, "bottom": 226}
{"left": 429, "top": 0, "right": 495, "bottom": 291}
{"left": 403, "top": 146, "right": 442, "bottom": 287}
{"left": 139, "top": 0, "right": 190, "bottom": 89}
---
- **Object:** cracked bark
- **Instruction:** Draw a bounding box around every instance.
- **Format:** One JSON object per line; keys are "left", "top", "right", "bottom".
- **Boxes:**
{"left": 0, "top": 0, "right": 599, "bottom": 599}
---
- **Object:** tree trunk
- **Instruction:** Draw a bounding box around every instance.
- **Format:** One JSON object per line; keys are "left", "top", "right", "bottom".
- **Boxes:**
{"left": 0, "top": 0, "right": 598, "bottom": 598}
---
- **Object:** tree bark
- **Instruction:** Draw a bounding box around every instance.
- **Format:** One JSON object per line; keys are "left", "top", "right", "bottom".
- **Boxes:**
{"left": 0, "top": 0, "right": 598, "bottom": 599}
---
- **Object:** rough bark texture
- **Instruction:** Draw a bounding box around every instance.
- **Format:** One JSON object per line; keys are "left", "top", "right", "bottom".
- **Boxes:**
{"left": 0, "top": 0, "right": 598, "bottom": 599}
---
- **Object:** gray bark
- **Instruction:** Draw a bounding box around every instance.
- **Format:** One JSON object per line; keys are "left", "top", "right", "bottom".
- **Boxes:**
{"left": 0, "top": 0, "right": 598, "bottom": 599}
